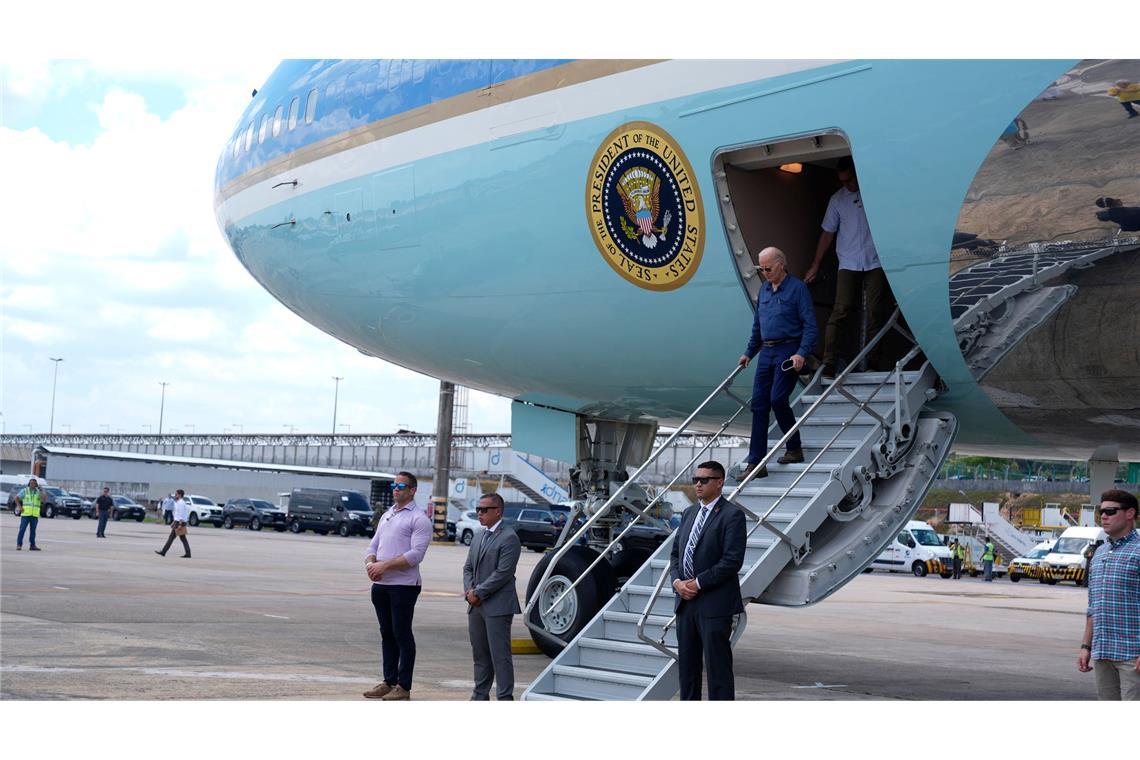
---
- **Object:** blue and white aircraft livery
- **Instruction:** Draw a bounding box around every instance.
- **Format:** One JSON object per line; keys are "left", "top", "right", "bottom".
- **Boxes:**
{"left": 214, "top": 59, "right": 1140, "bottom": 466}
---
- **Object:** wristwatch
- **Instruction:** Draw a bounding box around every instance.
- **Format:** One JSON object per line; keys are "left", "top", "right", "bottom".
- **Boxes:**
{"left": 1080, "top": 644, "right": 1092, "bottom": 651}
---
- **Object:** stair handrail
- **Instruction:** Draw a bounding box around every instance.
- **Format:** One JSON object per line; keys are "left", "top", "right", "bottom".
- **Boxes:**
{"left": 728, "top": 308, "right": 918, "bottom": 539}
{"left": 523, "top": 364, "right": 750, "bottom": 640}
{"left": 630, "top": 308, "right": 921, "bottom": 649}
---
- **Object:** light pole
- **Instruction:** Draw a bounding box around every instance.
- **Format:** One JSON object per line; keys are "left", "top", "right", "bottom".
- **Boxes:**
{"left": 330, "top": 376, "right": 343, "bottom": 465}
{"left": 158, "top": 382, "right": 170, "bottom": 436}
{"left": 283, "top": 424, "right": 296, "bottom": 434}
{"left": 49, "top": 357, "right": 63, "bottom": 434}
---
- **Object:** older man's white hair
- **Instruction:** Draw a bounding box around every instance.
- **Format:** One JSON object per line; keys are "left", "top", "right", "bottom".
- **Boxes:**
{"left": 756, "top": 246, "right": 786, "bottom": 268}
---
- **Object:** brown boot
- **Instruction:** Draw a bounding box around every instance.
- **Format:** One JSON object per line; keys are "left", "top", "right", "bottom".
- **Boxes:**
{"left": 380, "top": 685, "right": 410, "bottom": 701}
{"left": 777, "top": 448, "right": 804, "bottom": 465}
{"left": 363, "top": 682, "right": 393, "bottom": 699}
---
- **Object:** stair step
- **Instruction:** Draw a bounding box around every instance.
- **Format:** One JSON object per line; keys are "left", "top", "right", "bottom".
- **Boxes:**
{"left": 822, "top": 371, "right": 922, "bottom": 386}
{"left": 602, "top": 610, "right": 678, "bottom": 646}
{"left": 552, "top": 664, "right": 653, "bottom": 700}
{"left": 576, "top": 637, "right": 673, "bottom": 676}
{"left": 521, "top": 691, "right": 588, "bottom": 701}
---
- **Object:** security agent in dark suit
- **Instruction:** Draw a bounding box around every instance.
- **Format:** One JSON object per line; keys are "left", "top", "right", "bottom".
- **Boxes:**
{"left": 669, "top": 461, "right": 748, "bottom": 700}
{"left": 462, "top": 492, "right": 523, "bottom": 700}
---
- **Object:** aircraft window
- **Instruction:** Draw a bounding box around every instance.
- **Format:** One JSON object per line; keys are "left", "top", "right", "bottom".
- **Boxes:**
{"left": 231, "top": 138, "right": 239, "bottom": 160}
{"left": 287, "top": 96, "right": 300, "bottom": 130}
{"left": 387, "top": 59, "right": 402, "bottom": 91}
{"left": 412, "top": 60, "right": 427, "bottom": 84}
{"left": 325, "top": 82, "right": 336, "bottom": 101}
{"left": 272, "top": 105, "right": 284, "bottom": 137}
{"left": 258, "top": 113, "right": 270, "bottom": 144}
{"left": 304, "top": 89, "right": 318, "bottom": 124}
{"left": 365, "top": 62, "right": 380, "bottom": 96}
{"left": 244, "top": 121, "right": 254, "bottom": 151}
{"left": 401, "top": 59, "right": 413, "bottom": 84}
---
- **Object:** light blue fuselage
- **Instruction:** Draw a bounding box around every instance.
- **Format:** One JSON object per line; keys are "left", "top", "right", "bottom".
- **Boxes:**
{"left": 214, "top": 60, "right": 1085, "bottom": 457}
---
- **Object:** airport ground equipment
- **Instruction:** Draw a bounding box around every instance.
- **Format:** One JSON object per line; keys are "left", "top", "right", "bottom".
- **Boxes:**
{"left": 487, "top": 450, "right": 569, "bottom": 506}
{"left": 521, "top": 310, "right": 957, "bottom": 700}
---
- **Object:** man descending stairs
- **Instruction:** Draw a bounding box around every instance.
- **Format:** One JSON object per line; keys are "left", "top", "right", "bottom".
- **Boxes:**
{"left": 522, "top": 312, "right": 958, "bottom": 700}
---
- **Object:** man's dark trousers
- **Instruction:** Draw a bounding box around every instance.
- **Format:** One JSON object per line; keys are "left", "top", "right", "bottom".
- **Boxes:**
{"left": 676, "top": 607, "right": 735, "bottom": 700}
{"left": 97, "top": 511, "right": 110, "bottom": 537}
{"left": 747, "top": 342, "right": 801, "bottom": 464}
{"left": 371, "top": 584, "right": 421, "bottom": 691}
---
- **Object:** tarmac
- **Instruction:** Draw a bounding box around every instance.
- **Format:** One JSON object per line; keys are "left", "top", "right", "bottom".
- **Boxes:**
{"left": 0, "top": 511, "right": 1096, "bottom": 700}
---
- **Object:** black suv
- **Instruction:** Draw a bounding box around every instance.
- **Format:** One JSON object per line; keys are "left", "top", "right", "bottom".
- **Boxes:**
{"left": 502, "top": 505, "right": 558, "bottom": 552}
{"left": 222, "top": 498, "right": 289, "bottom": 531}
{"left": 287, "top": 488, "right": 374, "bottom": 537}
{"left": 110, "top": 495, "right": 146, "bottom": 522}
{"left": 42, "top": 487, "right": 85, "bottom": 519}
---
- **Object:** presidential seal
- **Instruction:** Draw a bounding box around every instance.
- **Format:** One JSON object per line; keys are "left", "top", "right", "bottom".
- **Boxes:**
{"left": 586, "top": 121, "right": 705, "bottom": 291}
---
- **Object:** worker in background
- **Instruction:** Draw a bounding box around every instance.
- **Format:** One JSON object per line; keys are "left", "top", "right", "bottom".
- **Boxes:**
{"left": 1106, "top": 79, "right": 1140, "bottom": 119}
{"left": 982, "top": 536, "right": 996, "bottom": 582}
{"left": 950, "top": 538, "right": 964, "bottom": 580}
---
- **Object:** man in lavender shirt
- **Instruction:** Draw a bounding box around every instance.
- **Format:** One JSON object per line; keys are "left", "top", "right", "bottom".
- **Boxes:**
{"left": 362, "top": 471, "right": 433, "bottom": 701}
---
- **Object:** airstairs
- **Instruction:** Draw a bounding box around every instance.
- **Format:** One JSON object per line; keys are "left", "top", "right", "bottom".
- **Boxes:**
{"left": 522, "top": 310, "right": 957, "bottom": 700}
{"left": 956, "top": 502, "right": 1037, "bottom": 560}
{"left": 490, "top": 450, "right": 569, "bottom": 505}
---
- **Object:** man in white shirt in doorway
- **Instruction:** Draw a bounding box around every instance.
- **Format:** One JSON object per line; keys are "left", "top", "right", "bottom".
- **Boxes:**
{"left": 805, "top": 156, "right": 894, "bottom": 377}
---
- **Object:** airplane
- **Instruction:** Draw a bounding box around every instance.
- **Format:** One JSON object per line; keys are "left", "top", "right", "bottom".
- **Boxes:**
{"left": 215, "top": 59, "right": 1140, "bottom": 698}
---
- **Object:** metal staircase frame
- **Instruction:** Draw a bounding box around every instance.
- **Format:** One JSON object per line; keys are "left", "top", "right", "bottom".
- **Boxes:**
{"left": 522, "top": 308, "right": 956, "bottom": 700}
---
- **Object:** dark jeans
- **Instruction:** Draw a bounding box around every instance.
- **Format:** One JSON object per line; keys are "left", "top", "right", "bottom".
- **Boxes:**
{"left": 159, "top": 524, "right": 191, "bottom": 557}
{"left": 97, "top": 511, "right": 110, "bottom": 536}
{"left": 952, "top": 557, "right": 962, "bottom": 579}
{"left": 823, "top": 267, "right": 892, "bottom": 369}
{"left": 676, "top": 607, "right": 735, "bottom": 701}
{"left": 747, "top": 342, "right": 801, "bottom": 463}
{"left": 371, "top": 584, "right": 421, "bottom": 691}
{"left": 1122, "top": 101, "right": 1138, "bottom": 117}
{"left": 17, "top": 516, "right": 38, "bottom": 547}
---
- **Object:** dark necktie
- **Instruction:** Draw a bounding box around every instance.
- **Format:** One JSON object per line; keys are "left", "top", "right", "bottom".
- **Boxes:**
{"left": 682, "top": 504, "right": 712, "bottom": 580}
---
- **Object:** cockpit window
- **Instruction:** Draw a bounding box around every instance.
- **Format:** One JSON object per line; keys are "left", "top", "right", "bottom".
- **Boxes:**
{"left": 304, "top": 89, "right": 318, "bottom": 124}
{"left": 413, "top": 60, "right": 427, "bottom": 84}
{"left": 287, "top": 96, "right": 300, "bottom": 130}
{"left": 272, "top": 105, "right": 284, "bottom": 137}
{"left": 258, "top": 114, "right": 270, "bottom": 144}
{"left": 244, "top": 121, "right": 254, "bottom": 151}
{"left": 231, "top": 138, "right": 239, "bottom": 159}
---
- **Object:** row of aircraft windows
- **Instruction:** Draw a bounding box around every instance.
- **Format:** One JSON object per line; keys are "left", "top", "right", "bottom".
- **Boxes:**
{"left": 227, "top": 60, "right": 436, "bottom": 162}
{"left": 230, "top": 88, "right": 319, "bottom": 160}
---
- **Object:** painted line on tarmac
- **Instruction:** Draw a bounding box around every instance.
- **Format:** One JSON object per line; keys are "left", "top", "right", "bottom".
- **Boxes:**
{"left": 792, "top": 682, "right": 848, "bottom": 689}
{"left": 263, "top": 614, "right": 289, "bottom": 619}
{"left": 52, "top": 586, "right": 70, "bottom": 590}
{"left": 2, "top": 664, "right": 374, "bottom": 684}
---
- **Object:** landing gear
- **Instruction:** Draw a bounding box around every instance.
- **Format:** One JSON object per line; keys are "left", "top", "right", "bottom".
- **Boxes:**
{"left": 526, "top": 546, "right": 617, "bottom": 659}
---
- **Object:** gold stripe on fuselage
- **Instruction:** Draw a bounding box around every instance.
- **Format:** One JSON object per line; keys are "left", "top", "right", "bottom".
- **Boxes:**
{"left": 218, "top": 59, "right": 662, "bottom": 203}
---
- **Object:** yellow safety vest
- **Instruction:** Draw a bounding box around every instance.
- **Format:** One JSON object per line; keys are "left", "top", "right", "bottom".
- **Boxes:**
{"left": 18, "top": 488, "right": 42, "bottom": 518}
{"left": 952, "top": 543, "right": 965, "bottom": 559}
{"left": 982, "top": 542, "right": 994, "bottom": 561}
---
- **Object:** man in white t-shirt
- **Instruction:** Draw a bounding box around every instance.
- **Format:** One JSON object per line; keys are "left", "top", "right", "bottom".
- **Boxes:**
{"left": 805, "top": 156, "right": 894, "bottom": 377}
{"left": 155, "top": 489, "right": 191, "bottom": 558}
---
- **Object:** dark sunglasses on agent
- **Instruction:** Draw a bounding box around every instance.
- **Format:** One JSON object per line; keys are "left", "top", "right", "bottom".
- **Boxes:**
{"left": 1099, "top": 507, "right": 1123, "bottom": 517}
{"left": 390, "top": 482, "right": 412, "bottom": 491}
{"left": 475, "top": 506, "right": 501, "bottom": 514}
{"left": 691, "top": 476, "right": 723, "bottom": 485}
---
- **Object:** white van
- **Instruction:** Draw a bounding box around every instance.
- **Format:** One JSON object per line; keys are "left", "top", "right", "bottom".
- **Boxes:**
{"left": 1008, "top": 539, "right": 1056, "bottom": 582}
{"left": 869, "top": 520, "right": 954, "bottom": 577}
{"left": 1041, "top": 526, "right": 1106, "bottom": 586}
{"left": 1, "top": 474, "right": 50, "bottom": 511}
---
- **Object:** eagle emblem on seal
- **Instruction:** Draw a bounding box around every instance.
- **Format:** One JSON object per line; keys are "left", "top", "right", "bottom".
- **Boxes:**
{"left": 617, "top": 166, "right": 672, "bottom": 249}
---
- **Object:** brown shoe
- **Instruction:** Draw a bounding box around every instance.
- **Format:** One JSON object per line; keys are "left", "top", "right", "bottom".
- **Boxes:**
{"left": 363, "top": 682, "right": 393, "bottom": 699}
{"left": 380, "top": 685, "right": 410, "bottom": 701}
{"left": 777, "top": 448, "right": 804, "bottom": 465}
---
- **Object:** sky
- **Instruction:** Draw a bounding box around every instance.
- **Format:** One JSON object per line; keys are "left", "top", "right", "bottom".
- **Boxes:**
{"left": 0, "top": 4, "right": 1110, "bottom": 438}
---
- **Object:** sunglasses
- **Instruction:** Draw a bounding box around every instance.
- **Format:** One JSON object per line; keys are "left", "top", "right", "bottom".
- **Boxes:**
{"left": 692, "top": 476, "right": 723, "bottom": 485}
{"left": 1099, "top": 507, "right": 1123, "bottom": 517}
{"left": 756, "top": 266, "right": 775, "bottom": 273}
{"left": 475, "top": 506, "right": 501, "bottom": 514}
{"left": 390, "top": 483, "right": 412, "bottom": 491}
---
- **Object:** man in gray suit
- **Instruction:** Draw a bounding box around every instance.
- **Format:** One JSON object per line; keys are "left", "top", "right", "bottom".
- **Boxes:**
{"left": 462, "top": 492, "right": 522, "bottom": 700}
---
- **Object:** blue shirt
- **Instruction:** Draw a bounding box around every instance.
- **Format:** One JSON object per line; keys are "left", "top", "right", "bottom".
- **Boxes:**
{"left": 1086, "top": 529, "right": 1140, "bottom": 661}
{"left": 744, "top": 274, "right": 819, "bottom": 361}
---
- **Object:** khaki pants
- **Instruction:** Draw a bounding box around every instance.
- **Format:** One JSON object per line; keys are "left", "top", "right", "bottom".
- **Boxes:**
{"left": 1094, "top": 658, "right": 1140, "bottom": 700}
{"left": 822, "top": 267, "right": 893, "bottom": 370}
